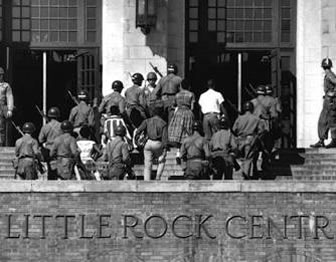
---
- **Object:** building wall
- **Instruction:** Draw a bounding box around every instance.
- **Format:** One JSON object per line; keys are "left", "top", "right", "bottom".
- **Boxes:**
{"left": 296, "top": 0, "right": 323, "bottom": 147}
{"left": 0, "top": 181, "right": 336, "bottom": 261}
{"left": 102, "top": 0, "right": 185, "bottom": 96}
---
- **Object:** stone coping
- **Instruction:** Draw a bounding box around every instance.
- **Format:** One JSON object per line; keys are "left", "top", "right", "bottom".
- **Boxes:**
{"left": 0, "top": 181, "right": 334, "bottom": 193}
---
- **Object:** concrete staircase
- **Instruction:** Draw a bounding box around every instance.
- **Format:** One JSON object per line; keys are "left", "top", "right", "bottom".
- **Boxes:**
{"left": 1, "top": 147, "right": 336, "bottom": 180}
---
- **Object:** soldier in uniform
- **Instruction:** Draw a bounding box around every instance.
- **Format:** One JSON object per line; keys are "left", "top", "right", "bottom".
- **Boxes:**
{"left": 311, "top": 58, "right": 336, "bottom": 148}
{"left": 153, "top": 64, "right": 182, "bottom": 124}
{"left": 142, "top": 72, "right": 158, "bottom": 116}
{"left": 0, "top": 67, "right": 13, "bottom": 146}
{"left": 15, "top": 122, "right": 42, "bottom": 180}
{"left": 69, "top": 90, "right": 95, "bottom": 135}
{"left": 99, "top": 80, "right": 126, "bottom": 116}
{"left": 134, "top": 103, "right": 167, "bottom": 180}
{"left": 38, "top": 107, "right": 62, "bottom": 180}
{"left": 125, "top": 73, "right": 147, "bottom": 128}
{"left": 232, "top": 101, "right": 265, "bottom": 179}
{"left": 103, "top": 125, "right": 131, "bottom": 180}
{"left": 180, "top": 121, "right": 211, "bottom": 180}
{"left": 209, "top": 115, "right": 238, "bottom": 180}
{"left": 50, "top": 120, "right": 80, "bottom": 180}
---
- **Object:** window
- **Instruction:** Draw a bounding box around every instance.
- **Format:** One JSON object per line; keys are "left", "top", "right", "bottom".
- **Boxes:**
{"left": 280, "top": 0, "right": 291, "bottom": 42}
{"left": 31, "top": 0, "right": 78, "bottom": 42}
{"left": 85, "top": 0, "right": 97, "bottom": 42}
{"left": 226, "top": 0, "right": 272, "bottom": 43}
{"left": 12, "top": 0, "right": 31, "bottom": 42}
{"left": 208, "top": 0, "right": 227, "bottom": 43}
{"left": 188, "top": 0, "right": 199, "bottom": 43}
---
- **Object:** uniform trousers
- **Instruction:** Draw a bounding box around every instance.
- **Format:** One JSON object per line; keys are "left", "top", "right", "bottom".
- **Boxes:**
{"left": 237, "top": 135, "right": 259, "bottom": 179}
{"left": 184, "top": 159, "right": 209, "bottom": 180}
{"left": 17, "top": 158, "right": 38, "bottom": 180}
{"left": 107, "top": 163, "right": 126, "bottom": 180}
{"left": 317, "top": 97, "right": 329, "bottom": 140}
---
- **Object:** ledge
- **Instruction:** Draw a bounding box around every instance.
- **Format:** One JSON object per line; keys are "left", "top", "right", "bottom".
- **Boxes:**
{"left": 0, "top": 181, "right": 335, "bottom": 193}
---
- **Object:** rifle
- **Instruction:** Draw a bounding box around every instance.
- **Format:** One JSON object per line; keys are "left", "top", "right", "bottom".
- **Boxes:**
{"left": 11, "top": 120, "right": 24, "bottom": 136}
{"left": 248, "top": 83, "right": 257, "bottom": 94}
{"left": 224, "top": 97, "right": 241, "bottom": 115}
{"left": 67, "top": 90, "right": 79, "bottom": 105}
{"left": 149, "top": 62, "right": 163, "bottom": 78}
{"left": 35, "top": 105, "right": 48, "bottom": 122}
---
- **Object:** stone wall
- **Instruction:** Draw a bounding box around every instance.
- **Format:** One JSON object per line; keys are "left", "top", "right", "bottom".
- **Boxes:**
{"left": 0, "top": 181, "right": 336, "bottom": 261}
{"left": 296, "top": 0, "right": 323, "bottom": 147}
{"left": 102, "top": 0, "right": 185, "bottom": 96}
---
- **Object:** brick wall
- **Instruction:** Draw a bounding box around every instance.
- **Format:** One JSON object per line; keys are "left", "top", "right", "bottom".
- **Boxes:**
{"left": 0, "top": 181, "right": 335, "bottom": 261}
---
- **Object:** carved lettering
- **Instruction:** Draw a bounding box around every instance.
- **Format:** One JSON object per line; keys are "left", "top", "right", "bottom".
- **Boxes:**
{"left": 33, "top": 215, "right": 52, "bottom": 239}
{"left": 123, "top": 215, "right": 143, "bottom": 239}
{"left": 79, "top": 214, "right": 94, "bottom": 239}
{"left": 290, "top": 215, "right": 309, "bottom": 239}
{"left": 144, "top": 215, "right": 168, "bottom": 239}
{"left": 195, "top": 215, "right": 216, "bottom": 239}
{"left": 250, "top": 215, "right": 264, "bottom": 239}
{"left": 172, "top": 215, "right": 193, "bottom": 239}
{"left": 226, "top": 216, "right": 246, "bottom": 239}
{"left": 56, "top": 215, "right": 76, "bottom": 239}
{"left": 97, "top": 215, "right": 111, "bottom": 239}
{"left": 314, "top": 215, "right": 334, "bottom": 239}
{"left": 6, "top": 214, "right": 20, "bottom": 239}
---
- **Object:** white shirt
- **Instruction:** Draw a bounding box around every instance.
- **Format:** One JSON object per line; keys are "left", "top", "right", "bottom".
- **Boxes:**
{"left": 198, "top": 88, "right": 224, "bottom": 114}
{"left": 77, "top": 140, "right": 96, "bottom": 164}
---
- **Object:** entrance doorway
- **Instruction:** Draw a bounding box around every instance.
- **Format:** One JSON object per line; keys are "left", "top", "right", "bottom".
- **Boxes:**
{"left": 11, "top": 49, "right": 77, "bottom": 143}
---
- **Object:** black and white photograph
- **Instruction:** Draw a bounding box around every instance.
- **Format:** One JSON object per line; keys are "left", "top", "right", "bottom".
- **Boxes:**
{"left": 0, "top": 0, "right": 332, "bottom": 261}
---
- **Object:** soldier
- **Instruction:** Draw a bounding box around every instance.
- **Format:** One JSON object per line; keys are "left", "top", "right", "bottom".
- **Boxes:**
{"left": 15, "top": 122, "right": 42, "bottom": 180}
{"left": 134, "top": 103, "right": 167, "bottom": 180}
{"left": 198, "top": 78, "right": 228, "bottom": 141}
{"left": 125, "top": 73, "right": 147, "bottom": 128}
{"left": 232, "top": 101, "right": 265, "bottom": 179}
{"left": 103, "top": 125, "right": 131, "bottom": 180}
{"left": 69, "top": 90, "right": 95, "bottom": 135}
{"left": 50, "top": 120, "right": 80, "bottom": 180}
{"left": 0, "top": 67, "right": 13, "bottom": 146}
{"left": 142, "top": 72, "right": 158, "bottom": 116}
{"left": 38, "top": 107, "right": 62, "bottom": 180}
{"left": 153, "top": 63, "right": 182, "bottom": 123}
{"left": 180, "top": 121, "right": 211, "bottom": 180}
{"left": 311, "top": 58, "right": 336, "bottom": 148}
{"left": 98, "top": 80, "right": 125, "bottom": 116}
{"left": 209, "top": 115, "right": 238, "bottom": 180}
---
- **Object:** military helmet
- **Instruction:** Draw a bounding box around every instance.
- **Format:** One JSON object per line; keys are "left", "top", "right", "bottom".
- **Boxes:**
{"left": 112, "top": 80, "right": 124, "bottom": 92}
{"left": 132, "top": 73, "right": 144, "bottom": 84}
{"left": 0, "top": 67, "right": 4, "bottom": 75}
{"left": 167, "top": 63, "right": 178, "bottom": 74}
{"left": 147, "top": 72, "right": 157, "bottom": 81}
{"left": 22, "top": 122, "right": 35, "bottom": 133}
{"left": 243, "top": 101, "right": 254, "bottom": 113}
{"left": 256, "top": 85, "right": 266, "bottom": 95}
{"left": 265, "top": 85, "right": 273, "bottom": 95}
{"left": 219, "top": 115, "right": 230, "bottom": 129}
{"left": 77, "top": 90, "right": 88, "bottom": 100}
{"left": 192, "top": 121, "right": 202, "bottom": 132}
{"left": 322, "top": 58, "right": 333, "bottom": 69}
{"left": 47, "top": 107, "right": 60, "bottom": 118}
{"left": 61, "top": 120, "right": 73, "bottom": 132}
{"left": 115, "top": 125, "right": 126, "bottom": 136}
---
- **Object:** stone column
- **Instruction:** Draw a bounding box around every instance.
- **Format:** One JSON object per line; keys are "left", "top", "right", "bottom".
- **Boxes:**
{"left": 296, "top": 0, "right": 322, "bottom": 147}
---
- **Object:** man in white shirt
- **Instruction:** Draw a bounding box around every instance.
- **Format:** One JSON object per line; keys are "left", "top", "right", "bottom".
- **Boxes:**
{"left": 198, "top": 79, "right": 227, "bottom": 140}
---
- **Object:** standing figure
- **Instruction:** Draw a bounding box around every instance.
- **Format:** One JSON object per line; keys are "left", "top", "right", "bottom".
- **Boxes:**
{"left": 232, "top": 102, "right": 264, "bottom": 179}
{"left": 142, "top": 72, "right": 158, "bottom": 117}
{"left": 38, "top": 107, "right": 62, "bottom": 180}
{"left": 209, "top": 115, "right": 238, "bottom": 180}
{"left": 153, "top": 64, "right": 182, "bottom": 123}
{"left": 134, "top": 103, "right": 167, "bottom": 180}
{"left": 103, "top": 125, "right": 131, "bottom": 180}
{"left": 125, "top": 73, "right": 147, "bottom": 128}
{"left": 50, "top": 120, "right": 80, "bottom": 180}
{"left": 311, "top": 58, "right": 336, "bottom": 148}
{"left": 168, "top": 79, "right": 195, "bottom": 162}
{"left": 99, "top": 80, "right": 126, "bottom": 116}
{"left": 69, "top": 90, "right": 95, "bottom": 135}
{"left": 180, "top": 121, "right": 211, "bottom": 180}
{"left": 198, "top": 79, "right": 228, "bottom": 141}
{"left": 0, "top": 67, "right": 13, "bottom": 146}
{"left": 15, "top": 122, "right": 42, "bottom": 180}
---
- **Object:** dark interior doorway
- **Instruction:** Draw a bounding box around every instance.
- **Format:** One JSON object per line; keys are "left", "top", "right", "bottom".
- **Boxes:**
{"left": 11, "top": 49, "right": 77, "bottom": 144}
{"left": 188, "top": 50, "right": 272, "bottom": 122}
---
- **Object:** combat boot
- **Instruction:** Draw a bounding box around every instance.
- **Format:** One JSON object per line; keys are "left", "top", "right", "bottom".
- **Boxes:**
{"left": 310, "top": 140, "right": 325, "bottom": 148}
{"left": 325, "top": 139, "right": 336, "bottom": 148}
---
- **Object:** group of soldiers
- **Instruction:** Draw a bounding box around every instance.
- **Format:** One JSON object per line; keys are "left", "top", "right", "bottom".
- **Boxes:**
{"left": 1, "top": 60, "right": 286, "bottom": 180}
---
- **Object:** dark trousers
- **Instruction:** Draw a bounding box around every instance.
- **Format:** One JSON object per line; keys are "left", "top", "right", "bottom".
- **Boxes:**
{"left": 184, "top": 160, "right": 209, "bottom": 180}
{"left": 0, "top": 113, "right": 5, "bottom": 146}
{"left": 318, "top": 98, "right": 329, "bottom": 140}
{"left": 212, "top": 156, "right": 233, "bottom": 180}
{"left": 202, "top": 113, "right": 220, "bottom": 140}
